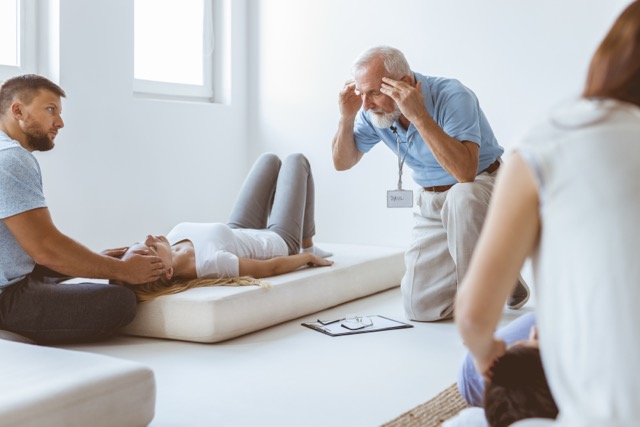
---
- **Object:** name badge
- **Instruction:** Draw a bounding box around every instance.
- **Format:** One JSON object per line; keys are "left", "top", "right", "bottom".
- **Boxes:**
{"left": 387, "top": 190, "right": 413, "bottom": 208}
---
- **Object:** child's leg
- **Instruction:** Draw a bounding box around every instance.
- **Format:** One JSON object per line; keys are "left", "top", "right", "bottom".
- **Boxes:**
{"left": 227, "top": 153, "right": 281, "bottom": 230}
{"left": 267, "top": 153, "right": 315, "bottom": 255}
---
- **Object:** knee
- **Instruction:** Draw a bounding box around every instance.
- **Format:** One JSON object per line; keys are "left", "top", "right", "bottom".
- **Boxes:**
{"left": 401, "top": 278, "right": 455, "bottom": 322}
{"left": 282, "top": 153, "right": 311, "bottom": 177}
{"left": 405, "top": 305, "right": 453, "bottom": 322}
{"left": 285, "top": 152, "right": 310, "bottom": 168}
{"left": 258, "top": 152, "right": 282, "bottom": 168}
{"left": 446, "top": 182, "right": 476, "bottom": 205}
{"left": 444, "top": 182, "right": 491, "bottom": 215}
{"left": 402, "top": 251, "right": 456, "bottom": 321}
{"left": 102, "top": 285, "right": 137, "bottom": 328}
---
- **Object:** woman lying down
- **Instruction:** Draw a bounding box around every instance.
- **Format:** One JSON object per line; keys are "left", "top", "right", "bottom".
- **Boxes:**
{"left": 116, "top": 153, "right": 333, "bottom": 302}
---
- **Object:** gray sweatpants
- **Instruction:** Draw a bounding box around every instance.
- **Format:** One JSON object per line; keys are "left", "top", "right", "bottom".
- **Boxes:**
{"left": 402, "top": 169, "right": 498, "bottom": 321}
{"left": 227, "top": 152, "right": 316, "bottom": 255}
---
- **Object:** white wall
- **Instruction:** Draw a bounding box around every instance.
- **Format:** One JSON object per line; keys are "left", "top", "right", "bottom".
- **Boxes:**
{"left": 35, "top": 0, "right": 250, "bottom": 251}
{"left": 248, "top": 0, "right": 631, "bottom": 248}
{"left": 34, "top": 0, "right": 631, "bottom": 252}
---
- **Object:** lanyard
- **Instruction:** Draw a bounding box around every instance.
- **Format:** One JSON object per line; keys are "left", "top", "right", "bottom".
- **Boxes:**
{"left": 391, "top": 126, "right": 413, "bottom": 190}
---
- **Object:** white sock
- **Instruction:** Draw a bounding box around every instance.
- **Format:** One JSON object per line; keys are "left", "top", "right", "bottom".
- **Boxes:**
{"left": 301, "top": 245, "right": 333, "bottom": 258}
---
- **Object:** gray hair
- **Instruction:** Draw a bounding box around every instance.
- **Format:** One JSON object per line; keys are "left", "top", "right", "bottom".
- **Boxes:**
{"left": 351, "top": 46, "right": 411, "bottom": 79}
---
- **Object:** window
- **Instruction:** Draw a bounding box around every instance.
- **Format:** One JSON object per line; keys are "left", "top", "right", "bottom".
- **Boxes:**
{"left": 134, "top": 0, "right": 214, "bottom": 100}
{"left": 0, "top": 0, "right": 36, "bottom": 81}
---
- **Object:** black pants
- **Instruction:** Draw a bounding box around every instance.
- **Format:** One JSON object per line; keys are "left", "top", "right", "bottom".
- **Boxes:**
{"left": 0, "top": 266, "right": 137, "bottom": 344}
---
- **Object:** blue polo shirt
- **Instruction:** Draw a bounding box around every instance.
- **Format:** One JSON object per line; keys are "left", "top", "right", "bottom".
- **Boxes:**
{"left": 0, "top": 131, "right": 47, "bottom": 289}
{"left": 353, "top": 72, "right": 504, "bottom": 187}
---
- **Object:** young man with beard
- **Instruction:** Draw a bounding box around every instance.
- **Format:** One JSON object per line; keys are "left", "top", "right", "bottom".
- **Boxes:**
{"left": 0, "top": 74, "right": 165, "bottom": 344}
{"left": 332, "top": 46, "right": 528, "bottom": 321}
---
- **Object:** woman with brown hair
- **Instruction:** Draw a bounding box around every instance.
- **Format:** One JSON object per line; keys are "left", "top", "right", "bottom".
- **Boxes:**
{"left": 455, "top": 2, "right": 640, "bottom": 426}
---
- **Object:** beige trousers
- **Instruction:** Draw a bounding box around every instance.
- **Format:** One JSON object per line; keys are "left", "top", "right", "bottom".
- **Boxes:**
{"left": 401, "top": 169, "right": 498, "bottom": 321}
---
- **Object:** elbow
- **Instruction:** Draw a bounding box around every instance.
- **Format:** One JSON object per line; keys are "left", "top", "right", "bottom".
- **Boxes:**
{"left": 332, "top": 144, "right": 361, "bottom": 171}
{"left": 333, "top": 161, "right": 351, "bottom": 172}
{"left": 30, "top": 248, "right": 59, "bottom": 270}
{"left": 29, "top": 234, "right": 66, "bottom": 270}
{"left": 452, "top": 158, "right": 481, "bottom": 183}
{"left": 258, "top": 262, "right": 278, "bottom": 279}
{"left": 332, "top": 153, "right": 353, "bottom": 171}
{"left": 456, "top": 315, "right": 485, "bottom": 348}
{"left": 456, "top": 168, "right": 478, "bottom": 183}
{"left": 458, "top": 175, "right": 476, "bottom": 184}
{"left": 333, "top": 153, "right": 361, "bottom": 171}
{"left": 455, "top": 290, "right": 493, "bottom": 342}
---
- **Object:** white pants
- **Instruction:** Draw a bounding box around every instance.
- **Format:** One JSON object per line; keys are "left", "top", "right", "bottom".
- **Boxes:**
{"left": 401, "top": 170, "right": 497, "bottom": 321}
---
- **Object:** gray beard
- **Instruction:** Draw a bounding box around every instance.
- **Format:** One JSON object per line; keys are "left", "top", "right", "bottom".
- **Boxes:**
{"left": 368, "top": 107, "right": 401, "bottom": 129}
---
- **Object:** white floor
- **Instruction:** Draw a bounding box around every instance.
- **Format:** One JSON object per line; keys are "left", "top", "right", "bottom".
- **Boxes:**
{"left": 57, "top": 287, "right": 534, "bottom": 427}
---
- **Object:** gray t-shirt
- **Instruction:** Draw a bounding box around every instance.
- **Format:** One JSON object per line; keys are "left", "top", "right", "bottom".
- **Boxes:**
{"left": 0, "top": 131, "right": 47, "bottom": 289}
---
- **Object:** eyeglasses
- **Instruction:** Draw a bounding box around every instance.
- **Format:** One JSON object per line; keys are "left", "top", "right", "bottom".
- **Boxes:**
{"left": 317, "top": 314, "right": 374, "bottom": 330}
{"left": 354, "top": 88, "right": 384, "bottom": 99}
{"left": 342, "top": 315, "right": 374, "bottom": 330}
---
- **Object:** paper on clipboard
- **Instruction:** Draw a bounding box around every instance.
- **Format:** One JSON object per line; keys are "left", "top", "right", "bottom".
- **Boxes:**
{"left": 301, "top": 315, "right": 413, "bottom": 337}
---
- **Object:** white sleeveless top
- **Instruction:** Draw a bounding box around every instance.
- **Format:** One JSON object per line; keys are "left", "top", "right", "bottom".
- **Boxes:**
{"left": 516, "top": 99, "right": 640, "bottom": 426}
{"left": 167, "top": 223, "right": 288, "bottom": 278}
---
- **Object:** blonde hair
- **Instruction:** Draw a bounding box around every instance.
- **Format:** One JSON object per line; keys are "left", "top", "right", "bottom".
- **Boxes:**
{"left": 128, "top": 275, "right": 271, "bottom": 302}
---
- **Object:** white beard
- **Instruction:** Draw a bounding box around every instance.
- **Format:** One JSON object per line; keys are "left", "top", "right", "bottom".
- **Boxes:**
{"left": 368, "top": 106, "right": 402, "bottom": 129}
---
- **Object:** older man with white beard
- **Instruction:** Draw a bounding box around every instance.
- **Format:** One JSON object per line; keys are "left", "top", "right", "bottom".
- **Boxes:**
{"left": 331, "top": 45, "right": 529, "bottom": 321}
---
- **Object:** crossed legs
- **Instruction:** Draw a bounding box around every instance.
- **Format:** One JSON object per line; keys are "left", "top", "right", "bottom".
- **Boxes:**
{"left": 0, "top": 271, "right": 137, "bottom": 344}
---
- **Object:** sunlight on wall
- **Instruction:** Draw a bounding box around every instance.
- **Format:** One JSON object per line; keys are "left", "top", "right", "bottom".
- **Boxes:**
{"left": 249, "top": 0, "right": 632, "bottom": 247}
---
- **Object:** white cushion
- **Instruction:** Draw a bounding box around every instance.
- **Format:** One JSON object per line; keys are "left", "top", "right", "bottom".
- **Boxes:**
{"left": 0, "top": 340, "right": 155, "bottom": 427}
{"left": 123, "top": 243, "right": 405, "bottom": 343}
{"left": 442, "top": 407, "right": 488, "bottom": 427}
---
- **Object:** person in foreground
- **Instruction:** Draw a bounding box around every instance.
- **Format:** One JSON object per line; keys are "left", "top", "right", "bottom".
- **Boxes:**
{"left": 0, "top": 74, "right": 164, "bottom": 344}
{"left": 119, "top": 152, "right": 333, "bottom": 302}
{"left": 483, "top": 336, "right": 558, "bottom": 427}
{"left": 332, "top": 45, "right": 528, "bottom": 322}
{"left": 447, "top": 315, "right": 558, "bottom": 427}
{"left": 455, "top": 2, "right": 640, "bottom": 426}
{"left": 458, "top": 312, "right": 538, "bottom": 407}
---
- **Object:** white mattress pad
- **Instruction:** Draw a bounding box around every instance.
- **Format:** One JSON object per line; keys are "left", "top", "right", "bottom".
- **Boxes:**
{"left": 0, "top": 340, "right": 155, "bottom": 427}
{"left": 122, "top": 243, "right": 405, "bottom": 343}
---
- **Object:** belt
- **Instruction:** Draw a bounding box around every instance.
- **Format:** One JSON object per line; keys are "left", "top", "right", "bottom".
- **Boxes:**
{"left": 482, "top": 158, "right": 501, "bottom": 175}
{"left": 423, "top": 159, "right": 501, "bottom": 193}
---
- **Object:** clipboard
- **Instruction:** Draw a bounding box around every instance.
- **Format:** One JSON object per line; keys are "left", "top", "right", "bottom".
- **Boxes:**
{"left": 301, "top": 315, "right": 413, "bottom": 337}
